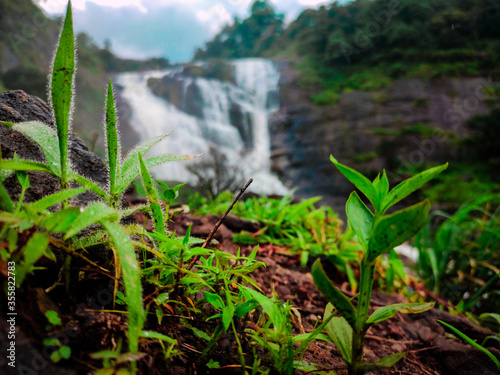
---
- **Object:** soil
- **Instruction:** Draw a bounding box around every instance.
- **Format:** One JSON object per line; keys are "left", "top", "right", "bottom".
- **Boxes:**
{"left": 1, "top": 208, "right": 500, "bottom": 375}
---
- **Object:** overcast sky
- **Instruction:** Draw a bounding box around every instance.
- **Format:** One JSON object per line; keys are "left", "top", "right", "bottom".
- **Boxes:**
{"left": 34, "top": 0, "right": 334, "bottom": 62}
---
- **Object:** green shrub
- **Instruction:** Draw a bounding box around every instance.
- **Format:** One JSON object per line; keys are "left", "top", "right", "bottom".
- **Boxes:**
{"left": 311, "top": 89, "right": 341, "bottom": 106}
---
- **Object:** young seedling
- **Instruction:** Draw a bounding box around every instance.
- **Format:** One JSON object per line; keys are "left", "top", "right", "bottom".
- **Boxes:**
{"left": 312, "top": 156, "right": 447, "bottom": 374}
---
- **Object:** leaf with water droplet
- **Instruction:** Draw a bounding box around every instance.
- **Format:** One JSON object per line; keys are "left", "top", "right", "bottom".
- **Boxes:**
{"left": 64, "top": 202, "right": 118, "bottom": 239}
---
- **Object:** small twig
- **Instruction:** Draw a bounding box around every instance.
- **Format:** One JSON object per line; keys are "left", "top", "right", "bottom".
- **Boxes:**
{"left": 49, "top": 237, "right": 115, "bottom": 280}
{"left": 186, "top": 178, "right": 253, "bottom": 271}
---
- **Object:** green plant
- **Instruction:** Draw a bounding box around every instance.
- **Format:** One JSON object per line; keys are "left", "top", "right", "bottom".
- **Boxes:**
{"left": 43, "top": 311, "right": 71, "bottom": 363}
{"left": 311, "top": 89, "right": 340, "bottom": 106}
{"left": 311, "top": 156, "right": 447, "bottom": 374}
{"left": 414, "top": 195, "right": 500, "bottom": 314}
{"left": 438, "top": 320, "right": 500, "bottom": 370}
{"left": 0, "top": 2, "right": 196, "bottom": 371}
{"left": 191, "top": 192, "right": 359, "bottom": 272}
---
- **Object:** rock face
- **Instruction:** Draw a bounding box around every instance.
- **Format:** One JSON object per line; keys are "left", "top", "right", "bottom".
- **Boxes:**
{"left": 0, "top": 90, "right": 108, "bottom": 203}
{"left": 271, "top": 61, "right": 498, "bottom": 205}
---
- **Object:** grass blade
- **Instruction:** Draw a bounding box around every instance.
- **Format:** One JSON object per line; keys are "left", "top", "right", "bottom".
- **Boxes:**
{"left": 101, "top": 221, "right": 145, "bottom": 354}
{"left": 138, "top": 153, "right": 165, "bottom": 236}
{"left": 72, "top": 173, "right": 108, "bottom": 200}
{"left": 28, "top": 187, "right": 86, "bottom": 212}
{"left": 50, "top": 1, "right": 75, "bottom": 187}
{"left": 438, "top": 320, "right": 500, "bottom": 369}
{"left": 0, "top": 160, "right": 53, "bottom": 174}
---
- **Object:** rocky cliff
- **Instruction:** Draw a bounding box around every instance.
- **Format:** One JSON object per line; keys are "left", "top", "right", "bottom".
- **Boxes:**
{"left": 270, "top": 61, "right": 499, "bottom": 206}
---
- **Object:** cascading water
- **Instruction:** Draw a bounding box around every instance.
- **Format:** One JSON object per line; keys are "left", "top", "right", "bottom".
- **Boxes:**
{"left": 117, "top": 58, "right": 288, "bottom": 196}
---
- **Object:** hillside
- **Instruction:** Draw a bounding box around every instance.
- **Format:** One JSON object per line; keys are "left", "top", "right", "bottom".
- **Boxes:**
{"left": 0, "top": 0, "right": 169, "bottom": 154}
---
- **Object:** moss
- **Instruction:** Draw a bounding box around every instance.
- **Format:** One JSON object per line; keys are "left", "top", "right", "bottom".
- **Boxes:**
{"left": 373, "top": 92, "right": 388, "bottom": 104}
{"left": 311, "top": 89, "right": 340, "bottom": 106}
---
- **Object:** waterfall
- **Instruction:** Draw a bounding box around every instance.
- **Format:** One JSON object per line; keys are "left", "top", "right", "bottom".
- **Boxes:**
{"left": 117, "top": 58, "right": 287, "bottom": 196}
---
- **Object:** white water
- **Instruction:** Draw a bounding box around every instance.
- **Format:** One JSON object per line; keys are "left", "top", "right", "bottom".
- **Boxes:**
{"left": 117, "top": 59, "right": 288, "bottom": 196}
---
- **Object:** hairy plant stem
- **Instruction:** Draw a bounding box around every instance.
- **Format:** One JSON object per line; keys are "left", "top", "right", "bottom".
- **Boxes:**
{"left": 350, "top": 258, "right": 375, "bottom": 375}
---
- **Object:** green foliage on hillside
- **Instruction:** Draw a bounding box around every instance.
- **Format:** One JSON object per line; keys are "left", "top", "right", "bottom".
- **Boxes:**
{"left": 195, "top": 0, "right": 500, "bottom": 89}
{"left": 193, "top": 0, "right": 284, "bottom": 60}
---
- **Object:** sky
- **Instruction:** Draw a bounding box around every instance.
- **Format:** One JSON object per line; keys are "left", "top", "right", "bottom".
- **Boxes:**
{"left": 34, "top": 0, "right": 333, "bottom": 62}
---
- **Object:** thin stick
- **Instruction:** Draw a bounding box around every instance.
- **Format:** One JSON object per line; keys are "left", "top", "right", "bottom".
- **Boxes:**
{"left": 186, "top": 178, "right": 253, "bottom": 271}
{"left": 49, "top": 237, "right": 115, "bottom": 279}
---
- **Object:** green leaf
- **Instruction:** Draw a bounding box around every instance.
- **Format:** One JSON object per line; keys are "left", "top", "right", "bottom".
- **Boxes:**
{"left": 118, "top": 133, "right": 172, "bottom": 190}
{"left": 1, "top": 121, "right": 14, "bottom": 128}
{"left": 14, "top": 154, "right": 30, "bottom": 189}
{"left": 42, "top": 207, "right": 81, "bottom": 233}
{"left": 0, "top": 183, "right": 14, "bottom": 212}
{"left": 45, "top": 310, "right": 62, "bottom": 326}
{"left": 117, "top": 152, "right": 197, "bottom": 194}
{"left": 239, "top": 286, "right": 284, "bottom": 331}
{"left": 330, "top": 155, "right": 377, "bottom": 208}
{"left": 23, "top": 232, "right": 49, "bottom": 267}
{"left": 234, "top": 299, "right": 259, "bottom": 318}
{"left": 14, "top": 122, "right": 61, "bottom": 176}
{"left": 222, "top": 303, "right": 235, "bottom": 331}
{"left": 138, "top": 153, "right": 165, "bottom": 236}
{"left": 64, "top": 202, "right": 119, "bottom": 239}
{"left": 373, "top": 170, "right": 389, "bottom": 204}
{"left": 367, "top": 302, "right": 434, "bottom": 325}
{"left": 105, "top": 80, "right": 120, "bottom": 194}
{"left": 0, "top": 160, "right": 53, "bottom": 174}
{"left": 202, "top": 291, "right": 225, "bottom": 311}
{"left": 358, "top": 352, "right": 406, "bottom": 372}
{"left": 28, "top": 187, "right": 86, "bottom": 212}
{"left": 59, "top": 346, "right": 71, "bottom": 360}
{"left": 311, "top": 259, "right": 356, "bottom": 327}
{"left": 51, "top": 1, "right": 75, "bottom": 183}
{"left": 140, "top": 330, "right": 177, "bottom": 345}
{"left": 346, "top": 191, "right": 373, "bottom": 252}
{"left": 438, "top": 320, "right": 500, "bottom": 369}
{"left": 72, "top": 174, "right": 108, "bottom": 200}
{"left": 324, "top": 303, "right": 353, "bottom": 364}
{"left": 101, "top": 221, "right": 144, "bottom": 353}
{"left": 382, "top": 163, "right": 447, "bottom": 213}
{"left": 368, "top": 200, "right": 430, "bottom": 261}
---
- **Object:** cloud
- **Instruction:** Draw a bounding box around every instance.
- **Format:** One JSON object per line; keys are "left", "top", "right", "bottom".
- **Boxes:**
{"left": 36, "top": 0, "right": 351, "bottom": 62}
{"left": 71, "top": 2, "right": 213, "bottom": 62}
{"left": 196, "top": 5, "right": 233, "bottom": 34}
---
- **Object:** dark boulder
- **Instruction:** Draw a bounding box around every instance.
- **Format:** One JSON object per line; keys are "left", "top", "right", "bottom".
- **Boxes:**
{"left": 0, "top": 90, "right": 108, "bottom": 204}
